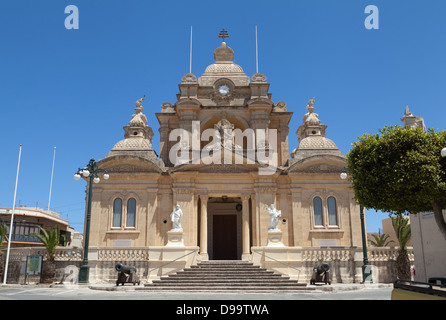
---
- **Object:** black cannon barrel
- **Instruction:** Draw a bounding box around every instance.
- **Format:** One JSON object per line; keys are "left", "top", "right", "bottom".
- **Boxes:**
{"left": 316, "top": 263, "right": 330, "bottom": 274}
{"left": 115, "top": 263, "right": 137, "bottom": 274}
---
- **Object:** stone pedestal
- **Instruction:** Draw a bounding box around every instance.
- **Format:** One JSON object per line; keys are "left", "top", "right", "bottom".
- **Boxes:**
{"left": 267, "top": 229, "right": 284, "bottom": 247}
{"left": 166, "top": 230, "right": 184, "bottom": 246}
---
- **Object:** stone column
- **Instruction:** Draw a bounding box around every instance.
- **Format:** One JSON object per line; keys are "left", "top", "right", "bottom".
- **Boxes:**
{"left": 158, "top": 121, "right": 170, "bottom": 166}
{"left": 200, "top": 195, "right": 209, "bottom": 260}
{"left": 241, "top": 194, "right": 251, "bottom": 260}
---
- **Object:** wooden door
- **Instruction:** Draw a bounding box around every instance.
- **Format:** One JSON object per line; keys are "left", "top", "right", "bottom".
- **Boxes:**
{"left": 212, "top": 215, "right": 237, "bottom": 260}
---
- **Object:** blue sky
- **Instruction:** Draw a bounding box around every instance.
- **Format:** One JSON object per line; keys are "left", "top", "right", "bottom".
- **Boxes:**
{"left": 0, "top": 0, "right": 445, "bottom": 233}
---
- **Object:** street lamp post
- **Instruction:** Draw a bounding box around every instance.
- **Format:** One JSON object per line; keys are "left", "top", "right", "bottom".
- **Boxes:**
{"left": 341, "top": 168, "right": 372, "bottom": 283}
{"left": 74, "top": 158, "right": 109, "bottom": 283}
{"left": 441, "top": 147, "right": 446, "bottom": 159}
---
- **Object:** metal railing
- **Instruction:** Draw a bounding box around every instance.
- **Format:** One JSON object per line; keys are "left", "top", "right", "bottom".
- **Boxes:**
{"left": 147, "top": 249, "right": 199, "bottom": 278}
{"left": 251, "top": 249, "right": 303, "bottom": 283}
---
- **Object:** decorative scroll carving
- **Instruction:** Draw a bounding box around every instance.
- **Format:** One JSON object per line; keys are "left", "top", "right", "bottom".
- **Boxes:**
{"left": 273, "top": 101, "right": 287, "bottom": 112}
{"left": 181, "top": 73, "right": 197, "bottom": 84}
{"left": 251, "top": 73, "right": 267, "bottom": 83}
{"left": 161, "top": 102, "right": 175, "bottom": 113}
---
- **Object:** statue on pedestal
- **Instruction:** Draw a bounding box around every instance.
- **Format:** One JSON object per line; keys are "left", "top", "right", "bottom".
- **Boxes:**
{"left": 170, "top": 204, "right": 183, "bottom": 232}
{"left": 265, "top": 204, "right": 281, "bottom": 231}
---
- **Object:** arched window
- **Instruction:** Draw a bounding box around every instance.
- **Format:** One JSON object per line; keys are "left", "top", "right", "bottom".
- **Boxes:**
{"left": 113, "top": 198, "right": 122, "bottom": 227}
{"left": 127, "top": 198, "right": 136, "bottom": 227}
{"left": 328, "top": 197, "right": 338, "bottom": 226}
{"left": 313, "top": 197, "right": 323, "bottom": 226}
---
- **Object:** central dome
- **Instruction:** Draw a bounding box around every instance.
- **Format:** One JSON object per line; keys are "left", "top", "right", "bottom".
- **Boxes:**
{"left": 203, "top": 41, "right": 245, "bottom": 74}
{"left": 199, "top": 41, "right": 250, "bottom": 86}
{"left": 204, "top": 63, "right": 244, "bottom": 74}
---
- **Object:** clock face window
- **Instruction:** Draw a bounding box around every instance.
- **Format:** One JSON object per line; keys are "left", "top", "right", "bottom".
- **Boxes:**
{"left": 218, "top": 84, "right": 230, "bottom": 95}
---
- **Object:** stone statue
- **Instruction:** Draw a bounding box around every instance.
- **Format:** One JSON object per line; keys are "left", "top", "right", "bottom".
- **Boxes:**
{"left": 136, "top": 95, "right": 146, "bottom": 108}
{"left": 307, "top": 97, "right": 315, "bottom": 109}
{"left": 170, "top": 204, "right": 183, "bottom": 232}
{"left": 265, "top": 204, "right": 281, "bottom": 231}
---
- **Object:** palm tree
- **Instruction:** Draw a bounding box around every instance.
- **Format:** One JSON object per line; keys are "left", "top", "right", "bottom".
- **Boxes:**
{"left": 391, "top": 215, "right": 412, "bottom": 280}
{"left": 0, "top": 223, "right": 7, "bottom": 250}
{"left": 0, "top": 223, "right": 7, "bottom": 282}
{"left": 31, "top": 226, "right": 59, "bottom": 283}
{"left": 369, "top": 230, "right": 394, "bottom": 247}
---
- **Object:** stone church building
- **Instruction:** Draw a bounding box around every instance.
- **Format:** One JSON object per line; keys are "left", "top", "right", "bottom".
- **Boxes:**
{"left": 86, "top": 37, "right": 366, "bottom": 283}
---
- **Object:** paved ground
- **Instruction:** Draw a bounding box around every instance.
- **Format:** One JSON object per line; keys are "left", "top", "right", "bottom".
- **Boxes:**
{"left": 0, "top": 283, "right": 400, "bottom": 319}
{"left": 0, "top": 283, "right": 393, "bottom": 300}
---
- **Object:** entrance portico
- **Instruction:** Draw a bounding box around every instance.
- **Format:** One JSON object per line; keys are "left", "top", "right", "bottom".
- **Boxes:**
{"left": 199, "top": 194, "right": 251, "bottom": 261}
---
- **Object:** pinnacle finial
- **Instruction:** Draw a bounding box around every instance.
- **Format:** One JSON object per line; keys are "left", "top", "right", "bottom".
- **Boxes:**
{"left": 135, "top": 95, "right": 146, "bottom": 112}
{"left": 306, "top": 97, "right": 315, "bottom": 113}
{"left": 218, "top": 28, "right": 229, "bottom": 42}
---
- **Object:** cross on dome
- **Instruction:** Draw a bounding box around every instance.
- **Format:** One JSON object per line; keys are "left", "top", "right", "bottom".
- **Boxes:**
{"left": 218, "top": 28, "right": 229, "bottom": 42}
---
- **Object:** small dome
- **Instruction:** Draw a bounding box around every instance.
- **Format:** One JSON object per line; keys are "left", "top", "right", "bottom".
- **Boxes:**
{"left": 111, "top": 137, "right": 152, "bottom": 151}
{"left": 203, "top": 41, "right": 245, "bottom": 75}
{"left": 214, "top": 42, "right": 234, "bottom": 61}
{"left": 298, "top": 136, "right": 338, "bottom": 150}
{"left": 204, "top": 63, "right": 244, "bottom": 74}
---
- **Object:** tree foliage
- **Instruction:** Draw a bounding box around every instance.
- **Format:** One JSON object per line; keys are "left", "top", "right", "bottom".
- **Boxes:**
{"left": 392, "top": 215, "right": 412, "bottom": 280}
{"left": 392, "top": 215, "right": 412, "bottom": 250}
{"left": 31, "top": 226, "right": 59, "bottom": 261}
{"left": 0, "top": 223, "right": 7, "bottom": 251}
{"left": 347, "top": 125, "right": 446, "bottom": 240}
{"left": 369, "top": 232, "right": 394, "bottom": 247}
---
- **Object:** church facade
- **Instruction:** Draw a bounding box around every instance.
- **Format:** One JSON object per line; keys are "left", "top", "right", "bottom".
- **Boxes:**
{"left": 86, "top": 37, "right": 365, "bottom": 282}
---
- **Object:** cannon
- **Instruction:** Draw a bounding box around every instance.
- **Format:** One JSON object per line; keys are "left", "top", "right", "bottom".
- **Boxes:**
{"left": 115, "top": 263, "right": 140, "bottom": 286}
{"left": 310, "top": 263, "right": 331, "bottom": 285}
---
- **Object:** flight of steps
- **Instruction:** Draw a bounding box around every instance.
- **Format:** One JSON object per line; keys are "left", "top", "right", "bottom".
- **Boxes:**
{"left": 142, "top": 260, "right": 312, "bottom": 292}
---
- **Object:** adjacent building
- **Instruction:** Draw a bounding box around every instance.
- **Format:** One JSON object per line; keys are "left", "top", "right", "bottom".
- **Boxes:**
{"left": 0, "top": 206, "right": 71, "bottom": 247}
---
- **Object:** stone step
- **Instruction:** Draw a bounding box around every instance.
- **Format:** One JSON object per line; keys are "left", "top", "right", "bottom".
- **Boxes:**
{"left": 141, "top": 285, "right": 312, "bottom": 291}
{"left": 153, "top": 278, "right": 298, "bottom": 284}
{"left": 177, "top": 269, "right": 275, "bottom": 274}
{"left": 150, "top": 281, "right": 302, "bottom": 287}
{"left": 142, "top": 260, "right": 307, "bottom": 292}
{"left": 160, "top": 275, "right": 288, "bottom": 280}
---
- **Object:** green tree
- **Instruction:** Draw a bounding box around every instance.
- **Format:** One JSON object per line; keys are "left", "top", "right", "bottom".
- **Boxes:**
{"left": 0, "top": 223, "right": 7, "bottom": 250}
{"left": 31, "top": 226, "right": 59, "bottom": 283}
{"left": 369, "top": 231, "right": 394, "bottom": 247}
{"left": 31, "top": 226, "right": 59, "bottom": 261}
{"left": 392, "top": 215, "right": 412, "bottom": 280}
{"left": 346, "top": 125, "right": 446, "bottom": 241}
{"left": 0, "top": 223, "right": 8, "bottom": 282}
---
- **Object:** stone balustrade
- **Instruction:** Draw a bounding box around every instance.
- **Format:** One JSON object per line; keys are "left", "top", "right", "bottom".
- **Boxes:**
{"left": 96, "top": 247, "right": 149, "bottom": 262}
{"left": 2, "top": 246, "right": 413, "bottom": 284}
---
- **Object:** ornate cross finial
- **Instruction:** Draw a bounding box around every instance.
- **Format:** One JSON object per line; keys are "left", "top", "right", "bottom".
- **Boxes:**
{"left": 218, "top": 28, "right": 229, "bottom": 41}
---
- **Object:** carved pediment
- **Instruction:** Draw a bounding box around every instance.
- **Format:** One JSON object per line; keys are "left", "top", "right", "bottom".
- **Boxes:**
{"left": 170, "top": 162, "right": 259, "bottom": 174}
{"left": 288, "top": 163, "right": 343, "bottom": 174}
{"left": 175, "top": 98, "right": 201, "bottom": 107}
{"left": 106, "top": 164, "right": 158, "bottom": 173}
{"left": 98, "top": 155, "right": 165, "bottom": 174}
{"left": 197, "top": 163, "right": 255, "bottom": 173}
{"left": 286, "top": 155, "right": 347, "bottom": 174}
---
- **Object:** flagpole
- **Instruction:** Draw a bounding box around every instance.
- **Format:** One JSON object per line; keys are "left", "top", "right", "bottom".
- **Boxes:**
{"left": 3, "top": 144, "right": 22, "bottom": 285}
{"left": 190, "top": 24, "right": 193, "bottom": 74}
{"left": 255, "top": 24, "right": 259, "bottom": 73}
{"left": 47, "top": 147, "right": 56, "bottom": 211}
